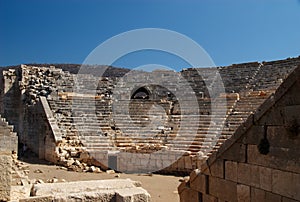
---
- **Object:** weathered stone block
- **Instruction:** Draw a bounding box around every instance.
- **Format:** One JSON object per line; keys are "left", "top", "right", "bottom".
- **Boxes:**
{"left": 241, "top": 125, "right": 264, "bottom": 145}
{"left": 225, "top": 161, "right": 237, "bottom": 182}
{"left": 190, "top": 173, "right": 207, "bottom": 193}
{"left": 178, "top": 181, "right": 187, "bottom": 194}
{"left": 202, "top": 193, "right": 218, "bottom": 202}
{"left": 177, "top": 157, "right": 185, "bottom": 170}
{"left": 237, "top": 163, "right": 260, "bottom": 188}
{"left": 257, "top": 106, "right": 284, "bottom": 126}
{"left": 272, "top": 169, "right": 300, "bottom": 200}
{"left": 250, "top": 187, "right": 265, "bottom": 202}
{"left": 19, "top": 196, "right": 55, "bottom": 202}
{"left": 259, "top": 166, "right": 272, "bottom": 191}
{"left": 221, "top": 143, "right": 246, "bottom": 163}
{"left": 115, "top": 187, "right": 151, "bottom": 202}
{"left": 209, "top": 176, "right": 237, "bottom": 202}
{"left": 267, "top": 126, "right": 299, "bottom": 149}
{"left": 237, "top": 184, "right": 250, "bottom": 202}
{"left": 282, "top": 197, "right": 299, "bottom": 202}
{"left": 179, "top": 186, "right": 200, "bottom": 202}
{"left": 284, "top": 105, "right": 300, "bottom": 126}
{"left": 0, "top": 155, "right": 11, "bottom": 202}
{"left": 265, "top": 191, "right": 282, "bottom": 202}
{"left": 32, "top": 179, "right": 142, "bottom": 196}
{"left": 184, "top": 156, "right": 193, "bottom": 170}
{"left": 10, "top": 185, "right": 31, "bottom": 200}
{"left": 209, "top": 159, "right": 224, "bottom": 178}
{"left": 201, "top": 159, "right": 223, "bottom": 178}
{"left": 277, "top": 82, "right": 300, "bottom": 106}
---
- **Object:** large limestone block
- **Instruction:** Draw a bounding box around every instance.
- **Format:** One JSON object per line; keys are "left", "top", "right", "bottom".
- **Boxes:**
{"left": 225, "top": 161, "right": 237, "bottom": 182}
{"left": 54, "top": 191, "right": 115, "bottom": 202}
{"left": 202, "top": 194, "right": 218, "bottom": 202}
{"left": 32, "top": 179, "right": 142, "bottom": 196}
{"left": 237, "top": 163, "right": 260, "bottom": 188}
{"left": 237, "top": 184, "right": 250, "bottom": 202}
{"left": 115, "top": 187, "right": 151, "bottom": 202}
{"left": 259, "top": 166, "right": 272, "bottom": 192}
{"left": 209, "top": 176, "right": 237, "bottom": 202}
{"left": 10, "top": 185, "right": 32, "bottom": 200}
{"left": 190, "top": 173, "right": 207, "bottom": 193}
{"left": 250, "top": 187, "right": 265, "bottom": 202}
{"left": 179, "top": 186, "right": 200, "bottom": 202}
{"left": 20, "top": 191, "right": 115, "bottom": 202}
{"left": 272, "top": 169, "right": 300, "bottom": 200}
{"left": 19, "top": 196, "right": 54, "bottom": 202}
{"left": 0, "top": 155, "right": 12, "bottom": 202}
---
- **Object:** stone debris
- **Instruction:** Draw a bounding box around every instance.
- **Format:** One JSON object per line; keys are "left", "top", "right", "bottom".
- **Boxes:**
{"left": 33, "top": 169, "right": 43, "bottom": 173}
{"left": 106, "top": 169, "right": 116, "bottom": 174}
{"left": 35, "top": 179, "right": 45, "bottom": 184}
{"left": 46, "top": 178, "right": 58, "bottom": 183}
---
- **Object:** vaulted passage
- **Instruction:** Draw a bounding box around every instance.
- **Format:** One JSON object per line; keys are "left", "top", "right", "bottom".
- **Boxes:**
{"left": 131, "top": 87, "right": 150, "bottom": 100}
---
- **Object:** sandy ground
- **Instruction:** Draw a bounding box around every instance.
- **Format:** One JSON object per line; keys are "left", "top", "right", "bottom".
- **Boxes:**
{"left": 19, "top": 155, "right": 182, "bottom": 202}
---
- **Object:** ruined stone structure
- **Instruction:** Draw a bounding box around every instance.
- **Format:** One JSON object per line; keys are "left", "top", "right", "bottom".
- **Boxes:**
{"left": 1, "top": 58, "right": 300, "bottom": 174}
{"left": 0, "top": 57, "right": 300, "bottom": 201}
{"left": 179, "top": 63, "right": 300, "bottom": 201}
{"left": 0, "top": 115, "right": 18, "bottom": 201}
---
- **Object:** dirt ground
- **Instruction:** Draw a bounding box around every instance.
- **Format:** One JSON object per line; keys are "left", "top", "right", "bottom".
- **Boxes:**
{"left": 19, "top": 155, "right": 182, "bottom": 202}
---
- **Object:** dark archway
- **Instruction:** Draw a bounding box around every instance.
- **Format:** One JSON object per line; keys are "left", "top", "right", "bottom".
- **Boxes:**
{"left": 131, "top": 87, "right": 150, "bottom": 100}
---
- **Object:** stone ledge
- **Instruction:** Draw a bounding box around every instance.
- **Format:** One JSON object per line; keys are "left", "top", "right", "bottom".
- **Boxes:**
{"left": 40, "top": 96, "right": 62, "bottom": 142}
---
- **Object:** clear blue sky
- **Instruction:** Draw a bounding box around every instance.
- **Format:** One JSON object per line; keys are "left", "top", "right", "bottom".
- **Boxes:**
{"left": 0, "top": 0, "right": 300, "bottom": 71}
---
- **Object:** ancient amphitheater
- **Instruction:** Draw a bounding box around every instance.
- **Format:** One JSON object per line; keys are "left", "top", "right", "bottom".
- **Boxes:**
{"left": 0, "top": 57, "right": 299, "bottom": 201}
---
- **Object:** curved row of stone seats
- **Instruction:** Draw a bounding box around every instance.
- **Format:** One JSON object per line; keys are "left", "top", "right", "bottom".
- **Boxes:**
{"left": 181, "top": 62, "right": 263, "bottom": 98}
{"left": 47, "top": 94, "right": 116, "bottom": 151}
{"left": 180, "top": 68, "right": 214, "bottom": 98}
{"left": 218, "top": 62, "right": 260, "bottom": 93}
{"left": 112, "top": 100, "right": 173, "bottom": 149}
{"left": 208, "top": 90, "right": 273, "bottom": 155}
{"left": 164, "top": 90, "right": 272, "bottom": 156}
{"left": 106, "top": 92, "right": 241, "bottom": 155}
{"left": 250, "top": 57, "right": 300, "bottom": 91}
{"left": 48, "top": 74, "right": 118, "bottom": 153}
{"left": 166, "top": 95, "right": 238, "bottom": 154}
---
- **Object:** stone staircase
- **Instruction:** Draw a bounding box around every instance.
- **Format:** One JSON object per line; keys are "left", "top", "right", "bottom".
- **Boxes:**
{"left": 0, "top": 114, "right": 18, "bottom": 154}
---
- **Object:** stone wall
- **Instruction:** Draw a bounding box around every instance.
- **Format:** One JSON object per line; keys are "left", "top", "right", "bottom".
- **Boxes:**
{"left": 0, "top": 115, "right": 18, "bottom": 201}
{"left": 179, "top": 65, "right": 300, "bottom": 201}
{"left": 2, "top": 68, "right": 23, "bottom": 134}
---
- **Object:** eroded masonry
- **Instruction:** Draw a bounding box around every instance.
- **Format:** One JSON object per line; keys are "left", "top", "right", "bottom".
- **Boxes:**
{"left": 0, "top": 57, "right": 300, "bottom": 201}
